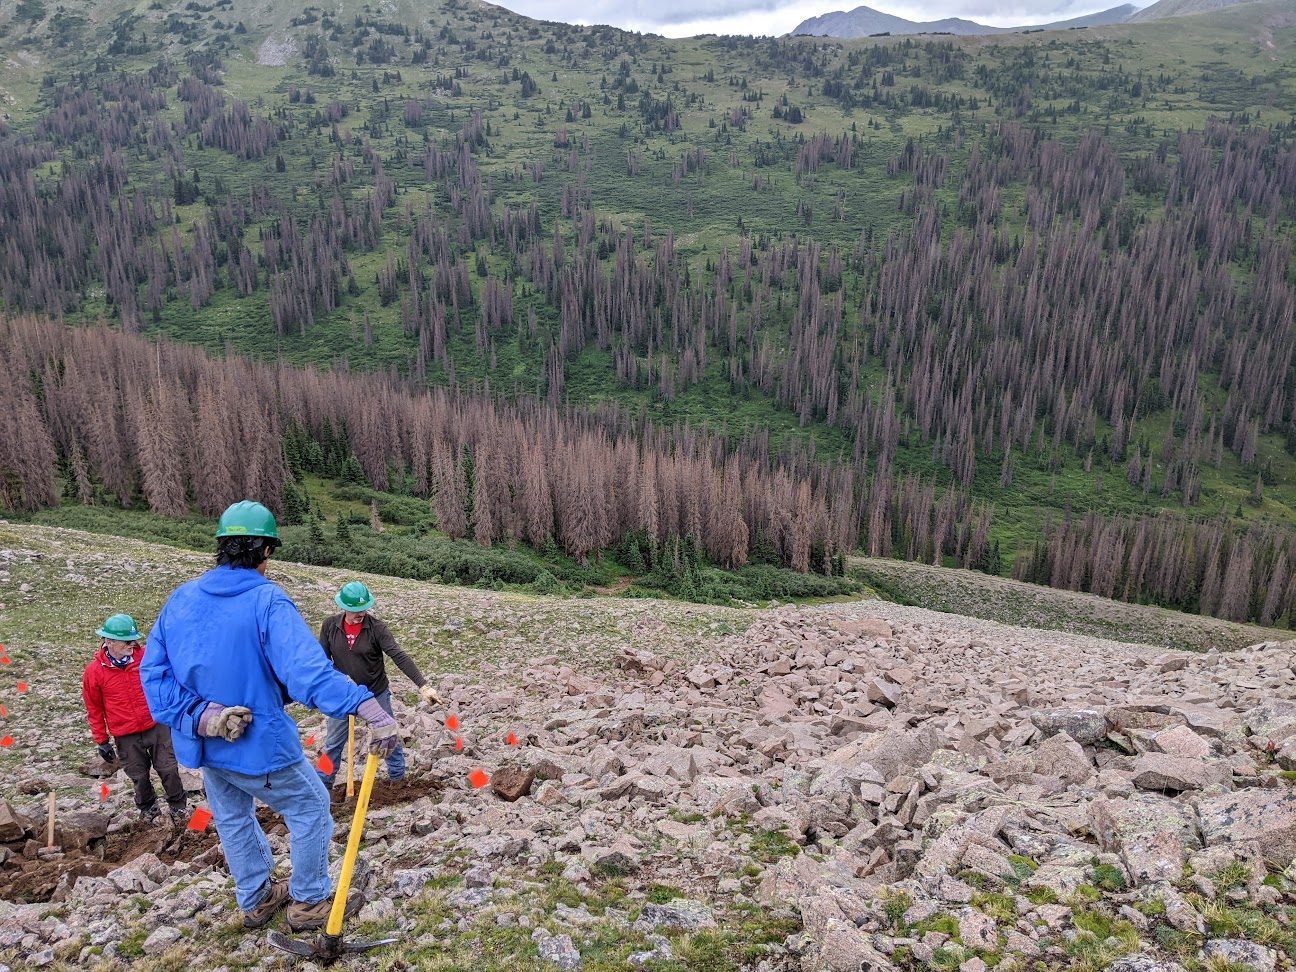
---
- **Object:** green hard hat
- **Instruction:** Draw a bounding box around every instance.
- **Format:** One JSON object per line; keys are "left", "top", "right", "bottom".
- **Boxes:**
{"left": 216, "top": 500, "right": 280, "bottom": 540}
{"left": 336, "top": 581, "right": 376, "bottom": 613}
{"left": 96, "top": 613, "right": 142, "bottom": 641}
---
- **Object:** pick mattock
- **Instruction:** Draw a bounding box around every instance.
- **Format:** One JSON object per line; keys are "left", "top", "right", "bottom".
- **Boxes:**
{"left": 267, "top": 753, "right": 396, "bottom": 963}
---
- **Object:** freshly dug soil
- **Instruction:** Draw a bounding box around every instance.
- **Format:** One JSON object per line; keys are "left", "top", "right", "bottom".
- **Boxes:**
{"left": 1, "top": 776, "right": 441, "bottom": 903}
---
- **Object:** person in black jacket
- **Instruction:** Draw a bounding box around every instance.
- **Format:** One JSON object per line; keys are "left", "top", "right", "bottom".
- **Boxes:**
{"left": 316, "top": 581, "right": 438, "bottom": 787}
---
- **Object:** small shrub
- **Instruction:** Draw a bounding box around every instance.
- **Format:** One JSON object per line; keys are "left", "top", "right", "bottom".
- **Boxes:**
{"left": 1211, "top": 861, "right": 1251, "bottom": 891}
{"left": 591, "top": 856, "right": 633, "bottom": 878}
{"left": 973, "top": 892, "right": 1018, "bottom": 925}
{"left": 882, "top": 889, "right": 914, "bottom": 928}
{"left": 1089, "top": 861, "right": 1127, "bottom": 892}
{"left": 646, "top": 884, "right": 682, "bottom": 903}
{"left": 1023, "top": 886, "right": 1059, "bottom": 906}
{"left": 1070, "top": 883, "right": 1104, "bottom": 903}
{"left": 1136, "top": 898, "right": 1166, "bottom": 916}
{"left": 1008, "top": 855, "right": 1039, "bottom": 876}
{"left": 751, "top": 827, "right": 799, "bottom": 863}
{"left": 913, "top": 914, "right": 961, "bottom": 939}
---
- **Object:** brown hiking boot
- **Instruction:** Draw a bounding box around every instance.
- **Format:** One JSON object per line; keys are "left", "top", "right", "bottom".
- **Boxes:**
{"left": 285, "top": 892, "right": 363, "bottom": 932}
{"left": 242, "top": 880, "right": 290, "bottom": 929}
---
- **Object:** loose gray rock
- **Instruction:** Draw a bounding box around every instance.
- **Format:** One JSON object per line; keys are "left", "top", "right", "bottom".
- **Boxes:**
{"left": 538, "top": 933, "right": 582, "bottom": 970}
{"left": 142, "top": 926, "right": 183, "bottom": 956}
{"left": 636, "top": 898, "right": 717, "bottom": 930}
{"left": 1107, "top": 955, "right": 1188, "bottom": 972}
{"left": 628, "top": 934, "right": 675, "bottom": 968}
{"left": 1201, "top": 939, "right": 1278, "bottom": 972}
{"left": 390, "top": 868, "right": 437, "bottom": 898}
{"left": 465, "top": 864, "right": 493, "bottom": 888}
{"left": 1198, "top": 790, "right": 1296, "bottom": 866}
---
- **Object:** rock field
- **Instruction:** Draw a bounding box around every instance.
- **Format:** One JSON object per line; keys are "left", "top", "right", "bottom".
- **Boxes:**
{"left": 3, "top": 528, "right": 1296, "bottom": 971}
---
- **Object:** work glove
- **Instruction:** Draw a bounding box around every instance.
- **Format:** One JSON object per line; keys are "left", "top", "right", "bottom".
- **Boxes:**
{"left": 198, "top": 703, "right": 254, "bottom": 742}
{"left": 97, "top": 742, "right": 117, "bottom": 762}
{"left": 418, "top": 683, "right": 440, "bottom": 705}
{"left": 356, "top": 697, "right": 399, "bottom": 757}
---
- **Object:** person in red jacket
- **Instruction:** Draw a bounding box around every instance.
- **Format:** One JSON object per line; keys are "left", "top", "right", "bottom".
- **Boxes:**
{"left": 83, "top": 614, "right": 187, "bottom": 822}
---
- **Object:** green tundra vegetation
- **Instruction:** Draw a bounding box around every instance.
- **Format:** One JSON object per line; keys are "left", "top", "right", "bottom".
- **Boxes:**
{"left": 0, "top": 0, "right": 1294, "bottom": 619}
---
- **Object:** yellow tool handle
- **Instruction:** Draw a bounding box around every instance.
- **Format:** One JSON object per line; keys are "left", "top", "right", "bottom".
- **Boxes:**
{"left": 346, "top": 716, "right": 356, "bottom": 798}
{"left": 326, "top": 752, "right": 379, "bottom": 937}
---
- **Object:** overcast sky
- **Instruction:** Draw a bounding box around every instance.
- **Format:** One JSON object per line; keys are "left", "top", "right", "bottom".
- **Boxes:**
{"left": 499, "top": 0, "right": 1153, "bottom": 38}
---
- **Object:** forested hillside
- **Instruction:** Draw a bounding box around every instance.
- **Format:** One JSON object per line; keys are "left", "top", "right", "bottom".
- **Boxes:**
{"left": 0, "top": 0, "right": 1294, "bottom": 622}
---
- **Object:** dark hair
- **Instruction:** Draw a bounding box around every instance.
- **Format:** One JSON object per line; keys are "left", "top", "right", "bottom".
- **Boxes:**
{"left": 216, "top": 536, "right": 279, "bottom": 569}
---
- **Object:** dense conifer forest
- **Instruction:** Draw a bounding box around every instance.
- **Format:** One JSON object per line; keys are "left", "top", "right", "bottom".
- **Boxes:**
{"left": 0, "top": 0, "right": 1293, "bottom": 619}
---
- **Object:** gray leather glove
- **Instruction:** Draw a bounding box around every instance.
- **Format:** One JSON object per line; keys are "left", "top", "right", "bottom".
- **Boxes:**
{"left": 97, "top": 742, "right": 117, "bottom": 762}
{"left": 356, "top": 697, "right": 398, "bottom": 757}
{"left": 198, "top": 703, "right": 254, "bottom": 742}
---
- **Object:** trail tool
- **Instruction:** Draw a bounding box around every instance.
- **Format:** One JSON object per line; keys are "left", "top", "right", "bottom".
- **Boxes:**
{"left": 346, "top": 716, "right": 356, "bottom": 799}
{"left": 267, "top": 753, "right": 396, "bottom": 963}
{"left": 38, "top": 791, "right": 63, "bottom": 859}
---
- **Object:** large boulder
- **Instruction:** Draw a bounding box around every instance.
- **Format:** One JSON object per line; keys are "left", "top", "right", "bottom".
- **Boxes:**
{"left": 1168, "top": 704, "right": 1243, "bottom": 739}
{"left": 692, "top": 776, "right": 761, "bottom": 817}
{"left": 582, "top": 745, "right": 623, "bottom": 779}
{"left": 640, "top": 745, "right": 699, "bottom": 783}
{"left": 822, "top": 726, "right": 939, "bottom": 782}
{"left": 1198, "top": 790, "right": 1296, "bottom": 867}
{"left": 1147, "top": 725, "right": 1211, "bottom": 760}
{"left": 815, "top": 917, "right": 895, "bottom": 972}
{"left": 1131, "top": 753, "right": 1229, "bottom": 792}
{"left": 0, "top": 800, "right": 32, "bottom": 843}
{"left": 1033, "top": 731, "right": 1094, "bottom": 786}
{"left": 1090, "top": 796, "right": 1198, "bottom": 885}
{"left": 1244, "top": 701, "right": 1296, "bottom": 745}
{"left": 1030, "top": 708, "right": 1107, "bottom": 746}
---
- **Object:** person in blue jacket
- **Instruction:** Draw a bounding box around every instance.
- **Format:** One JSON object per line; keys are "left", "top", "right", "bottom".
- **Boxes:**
{"left": 142, "top": 501, "right": 400, "bottom": 933}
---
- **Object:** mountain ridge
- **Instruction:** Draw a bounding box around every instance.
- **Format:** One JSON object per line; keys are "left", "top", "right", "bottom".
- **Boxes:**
{"left": 1129, "top": 0, "right": 1262, "bottom": 22}
{"left": 788, "top": 0, "right": 1260, "bottom": 37}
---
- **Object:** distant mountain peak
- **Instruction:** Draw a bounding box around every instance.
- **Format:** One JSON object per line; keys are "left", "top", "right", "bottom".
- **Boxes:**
{"left": 790, "top": 3, "right": 1140, "bottom": 37}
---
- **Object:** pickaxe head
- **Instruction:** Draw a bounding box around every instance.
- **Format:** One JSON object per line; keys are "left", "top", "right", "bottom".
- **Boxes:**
{"left": 267, "top": 930, "right": 396, "bottom": 964}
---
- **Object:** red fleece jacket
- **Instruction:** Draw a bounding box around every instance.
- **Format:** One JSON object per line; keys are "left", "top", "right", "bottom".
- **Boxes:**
{"left": 83, "top": 644, "right": 157, "bottom": 744}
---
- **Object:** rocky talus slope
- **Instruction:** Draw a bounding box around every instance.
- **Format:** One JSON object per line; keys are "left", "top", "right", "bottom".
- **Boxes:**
{"left": 4, "top": 594, "right": 1296, "bottom": 971}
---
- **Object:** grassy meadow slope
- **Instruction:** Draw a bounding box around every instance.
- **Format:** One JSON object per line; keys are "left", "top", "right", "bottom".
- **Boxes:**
{"left": 0, "top": 521, "right": 750, "bottom": 790}
{"left": 1129, "top": 0, "right": 1269, "bottom": 23}
{"left": 0, "top": 520, "right": 1283, "bottom": 791}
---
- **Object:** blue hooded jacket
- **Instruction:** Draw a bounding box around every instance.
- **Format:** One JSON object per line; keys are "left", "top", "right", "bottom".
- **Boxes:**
{"left": 142, "top": 565, "right": 372, "bottom": 774}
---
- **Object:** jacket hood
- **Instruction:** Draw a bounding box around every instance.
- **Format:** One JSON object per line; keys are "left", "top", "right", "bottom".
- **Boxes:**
{"left": 196, "top": 565, "right": 271, "bottom": 598}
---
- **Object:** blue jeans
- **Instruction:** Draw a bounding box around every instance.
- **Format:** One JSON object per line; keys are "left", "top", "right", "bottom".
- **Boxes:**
{"left": 318, "top": 689, "right": 404, "bottom": 786}
{"left": 204, "top": 758, "right": 333, "bottom": 911}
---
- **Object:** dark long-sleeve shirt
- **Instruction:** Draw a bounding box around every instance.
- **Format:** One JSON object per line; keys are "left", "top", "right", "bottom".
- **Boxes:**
{"left": 318, "top": 612, "right": 425, "bottom": 696}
